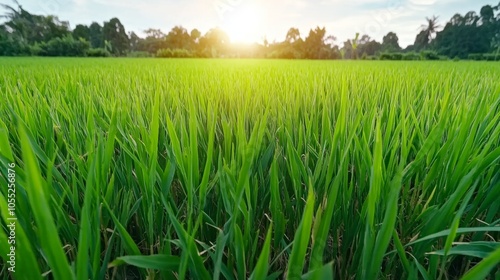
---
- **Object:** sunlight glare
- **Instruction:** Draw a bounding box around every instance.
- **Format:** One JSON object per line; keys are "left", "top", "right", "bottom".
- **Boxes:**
{"left": 222, "top": 5, "right": 262, "bottom": 44}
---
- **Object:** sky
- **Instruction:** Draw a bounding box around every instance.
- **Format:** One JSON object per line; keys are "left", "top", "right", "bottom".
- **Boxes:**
{"left": 6, "top": 0, "right": 497, "bottom": 47}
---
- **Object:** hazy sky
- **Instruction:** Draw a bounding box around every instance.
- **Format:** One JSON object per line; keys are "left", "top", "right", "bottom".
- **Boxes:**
{"left": 8, "top": 0, "right": 496, "bottom": 47}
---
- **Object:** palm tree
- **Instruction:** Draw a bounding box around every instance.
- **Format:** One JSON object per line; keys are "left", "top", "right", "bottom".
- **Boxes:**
{"left": 420, "top": 15, "right": 441, "bottom": 44}
{"left": 350, "top": 33, "right": 360, "bottom": 60}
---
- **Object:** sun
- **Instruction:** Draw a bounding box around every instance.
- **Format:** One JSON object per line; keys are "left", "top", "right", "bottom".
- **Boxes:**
{"left": 221, "top": 5, "right": 262, "bottom": 44}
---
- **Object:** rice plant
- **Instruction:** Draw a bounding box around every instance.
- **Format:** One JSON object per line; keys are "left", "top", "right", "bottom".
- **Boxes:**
{"left": 0, "top": 58, "right": 499, "bottom": 279}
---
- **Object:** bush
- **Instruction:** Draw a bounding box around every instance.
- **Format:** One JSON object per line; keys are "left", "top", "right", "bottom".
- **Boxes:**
{"left": 38, "top": 36, "right": 90, "bottom": 56}
{"left": 391, "top": 53, "right": 403, "bottom": 60}
{"left": 0, "top": 39, "right": 32, "bottom": 56}
{"left": 403, "top": 52, "right": 420, "bottom": 60}
{"left": 86, "top": 48, "right": 111, "bottom": 57}
{"left": 156, "top": 48, "right": 173, "bottom": 58}
{"left": 156, "top": 48, "right": 193, "bottom": 58}
{"left": 379, "top": 53, "right": 392, "bottom": 60}
{"left": 29, "top": 43, "right": 44, "bottom": 56}
{"left": 172, "top": 49, "right": 193, "bottom": 58}
{"left": 420, "top": 51, "right": 440, "bottom": 60}
{"left": 482, "top": 53, "right": 500, "bottom": 61}
{"left": 379, "top": 52, "right": 403, "bottom": 60}
{"left": 467, "top": 53, "right": 500, "bottom": 61}
{"left": 194, "top": 49, "right": 211, "bottom": 58}
{"left": 453, "top": 56, "right": 460, "bottom": 62}
{"left": 127, "top": 51, "right": 151, "bottom": 58}
{"left": 267, "top": 47, "right": 301, "bottom": 59}
{"left": 468, "top": 53, "right": 482, "bottom": 60}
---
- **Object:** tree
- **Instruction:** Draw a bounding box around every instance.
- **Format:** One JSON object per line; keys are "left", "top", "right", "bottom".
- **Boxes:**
{"left": 480, "top": 5, "right": 495, "bottom": 23}
{"left": 463, "top": 11, "right": 479, "bottom": 26}
{"left": 414, "top": 15, "right": 440, "bottom": 50}
{"left": 0, "top": 2, "right": 69, "bottom": 44}
{"left": 341, "top": 40, "right": 352, "bottom": 59}
{"left": 0, "top": 1, "right": 75, "bottom": 55}
{"left": 433, "top": 7, "right": 496, "bottom": 58}
{"left": 128, "top": 31, "right": 142, "bottom": 52}
{"left": 1, "top": 0, "right": 498, "bottom": 59}
{"left": 138, "top": 29, "right": 166, "bottom": 54}
{"left": 340, "top": 35, "right": 374, "bottom": 59}
{"left": 340, "top": 48, "right": 346, "bottom": 59}
{"left": 381, "top": 32, "right": 401, "bottom": 52}
{"left": 304, "top": 26, "right": 327, "bottom": 59}
{"left": 350, "top": 33, "right": 360, "bottom": 59}
{"left": 422, "top": 15, "right": 440, "bottom": 41}
{"left": 357, "top": 35, "right": 382, "bottom": 57}
{"left": 200, "top": 28, "right": 229, "bottom": 57}
{"left": 478, "top": 5, "right": 497, "bottom": 52}
{"left": 102, "top": 18, "right": 129, "bottom": 55}
{"left": 36, "top": 35, "right": 90, "bottom": 56}
{"left": 89, "top": 22, "right": 103, "bottom": 48}
{"left": 73, "top": 24, "right": 89, "bottom": 40}
{"left": 325, "top": 35, "right": 337, "bottom": 47}
{"left": 285, "top": 27, "right": 300, "bottom": 43}
{"left": 449, "top": 13, "right": 465, "bottom": 26}
{"left": 190, "top": 29, "right": 201, "bottom": 44}
{"left": 492, "top": 3, "right": 500, "bottom": 55}
{"left": 413, "top": 30, "right": 428, "bottom": 51}
{"left": 144, "top": 28, "right": 165, "bottom": 39}
{"left": 165, "top": 26, "right": 192, "bottom": 50}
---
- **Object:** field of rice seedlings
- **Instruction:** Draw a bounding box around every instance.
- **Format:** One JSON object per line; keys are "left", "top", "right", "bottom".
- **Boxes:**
{"left": 0, "top": 58, "right": 499, "bottom": 279}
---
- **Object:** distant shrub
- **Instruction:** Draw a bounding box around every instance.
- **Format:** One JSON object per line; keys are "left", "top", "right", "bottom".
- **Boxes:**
{"left": 86, "top": 48, "right": 111, "bottom": 57}
{"left": 482, "top": 53, "right": 500, "bottom": 61}
{"left": 453, "top": 56, "right": 460, "bottom": 62}
{"left": 379, "top": 53, "right": 392, "bottom": 60}
{"left": 268, "top": 47, "right": 301, "bottom": 59}
{"left": 0, "top": 39, "right": 32, "bottom": 56}
{"left": 38, "top": 36, "right": 90, "bottom": 57}
{"left": 392, "top": 53, "right": 403, "bottom": 60}
{"left": 468, "top": 53, "right": 500, "bottom": 61}
{"left": 403, "top": 52, "right": 420, "bottom": 60}
{"left": 379, "top": 52, "right": 403, "bottom": 60}
{"left": 172, "top": 49, "right": 193, "bottom": 58}
{"left": 420, "top": 51, "right": 440, "bottom": 60}
{"left": 468, "top": 53, "right": 483, "bottom": 61}
{"left": 194, "top": 49, "right": 211, "bottom": 58}
{"left": 156, "top": 48, "right": 173, "bottom": 58}
{"left": 156, "top": 48, "right": 193, "bottom": 58}
{"left": 127, "top": 51, "right": 151, "bottom": 58}
{"left": 29, "top": 44, "right": 44, "bottom": 56}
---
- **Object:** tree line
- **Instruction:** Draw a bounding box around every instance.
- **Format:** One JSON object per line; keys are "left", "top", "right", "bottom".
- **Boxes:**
{"left": 1, "top": 1, "right": 499, "bottom": 60}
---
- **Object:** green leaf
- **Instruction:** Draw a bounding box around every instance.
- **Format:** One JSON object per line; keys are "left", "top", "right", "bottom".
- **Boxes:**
{"left": 286, "top": 185, "right": 315, "bottom": 280}
{"left": 18, "top": 123, "right": 75, "bottom": 280}
{"left": 302, "top": 261, "right": 334, "bottom": 280}
{"left": 461, "top": 246, "right": 500, "bottom": 280}
{"left": 110, "top": 254, "right": 181, "bottom": 271}
{"left": 428, "top": 242, "right": 500, "bottom": 259}
{"left": 250, "top": 224, "right": 273, "bottom": 280}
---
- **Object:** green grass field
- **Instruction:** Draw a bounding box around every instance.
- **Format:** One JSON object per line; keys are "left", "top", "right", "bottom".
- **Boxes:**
{"left": 1, "top": 58, "right": 499, "bottom": 279}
